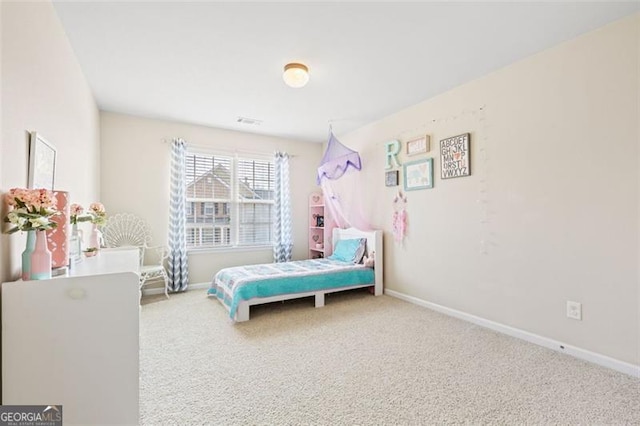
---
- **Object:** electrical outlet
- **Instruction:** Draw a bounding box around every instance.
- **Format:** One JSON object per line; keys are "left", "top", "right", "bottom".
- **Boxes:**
{"left": 566, "top": 301, "right": 582, "bottom": 320}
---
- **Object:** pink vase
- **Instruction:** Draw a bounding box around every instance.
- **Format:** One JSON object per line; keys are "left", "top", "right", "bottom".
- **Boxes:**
{"left": 31, "top": 230, "right": 52, "bottom": 280}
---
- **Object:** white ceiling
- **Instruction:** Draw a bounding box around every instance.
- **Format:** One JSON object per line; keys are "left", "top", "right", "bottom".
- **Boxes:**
{"left": 52, "top": 1, "right": 638, "bottom": 143}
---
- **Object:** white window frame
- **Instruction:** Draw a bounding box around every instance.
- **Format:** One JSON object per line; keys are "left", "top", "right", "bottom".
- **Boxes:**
{"left": 185, "top": 148, "right": 275, "bottom": 252}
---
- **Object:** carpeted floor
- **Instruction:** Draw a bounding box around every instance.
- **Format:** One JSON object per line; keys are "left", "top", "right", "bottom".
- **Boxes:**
{"left": 140, "top": 289, "right": 639, "bottom": 425}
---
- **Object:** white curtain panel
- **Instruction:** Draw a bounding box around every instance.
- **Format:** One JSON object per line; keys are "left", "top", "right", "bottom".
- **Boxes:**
{"left": 168, "top": 138, "right": 189, "bottom": 291}
{"left": 273, "top": 152, "right": 293, "bottom": 263}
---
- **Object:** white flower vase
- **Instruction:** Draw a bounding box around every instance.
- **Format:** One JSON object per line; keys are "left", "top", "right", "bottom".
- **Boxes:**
{"left": 69, "top": 223, "right": 83, "bottom": 263}
{"left": 89, "top": 224, "right": 101, "bottom": 251}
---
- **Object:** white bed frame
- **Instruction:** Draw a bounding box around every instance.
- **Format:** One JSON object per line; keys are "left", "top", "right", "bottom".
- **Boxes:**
{"left": 233, "top": 227, "right": 383, "bottom": 322}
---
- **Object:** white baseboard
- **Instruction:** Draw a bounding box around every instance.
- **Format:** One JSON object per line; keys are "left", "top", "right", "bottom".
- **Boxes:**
{"left": 187, "top": 282, "right": 210, "bottom": 290}
{"left": 385, "top": 289, "right": 640, "bottom": 378}
{"left": 141, "top": 282, "right": 210, "bottom": 296}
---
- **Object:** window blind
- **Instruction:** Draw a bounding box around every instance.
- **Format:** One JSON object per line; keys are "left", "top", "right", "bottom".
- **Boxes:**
{"left": 237, "top": 158, "right": 274, "bottom": 245}
{"left": 184, "top": 151, "right": 274, "bottom": 249}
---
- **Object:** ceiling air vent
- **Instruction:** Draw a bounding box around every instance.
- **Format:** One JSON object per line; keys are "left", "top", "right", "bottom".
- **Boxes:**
{"left": 236, "top": 116, "right": 263, "bottom": 126}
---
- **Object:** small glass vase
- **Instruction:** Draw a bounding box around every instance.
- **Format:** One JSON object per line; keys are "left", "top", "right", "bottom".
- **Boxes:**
{"left": 31, "top": 230, "right": 52, "bottom": 280}
{"left": 69, "top": 223, "right": 83, "bottom": 263}
{"left": 22, "top": 230, "right": 36, "bottom": 280}
{"left": 89, "top": 223, "right": 101, "bottom": 251}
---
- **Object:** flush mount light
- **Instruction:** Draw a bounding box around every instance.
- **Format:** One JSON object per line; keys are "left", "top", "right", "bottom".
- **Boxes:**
{"left": 283, "top": 63, "right": 309, "bottom": 88}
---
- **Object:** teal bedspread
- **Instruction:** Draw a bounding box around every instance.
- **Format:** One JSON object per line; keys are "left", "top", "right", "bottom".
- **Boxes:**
{"left": 208, "top": 259, "right": 375, "bottom": 319}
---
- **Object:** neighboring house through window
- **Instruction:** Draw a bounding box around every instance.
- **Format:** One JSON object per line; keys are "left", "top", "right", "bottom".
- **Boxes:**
{"left": 185, "top": 150, "right": 274, "bottom": 249}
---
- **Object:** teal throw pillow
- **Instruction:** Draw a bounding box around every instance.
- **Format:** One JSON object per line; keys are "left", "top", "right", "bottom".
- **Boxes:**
{"left": 328, "top": 238, "right": 366, "bottom": 263}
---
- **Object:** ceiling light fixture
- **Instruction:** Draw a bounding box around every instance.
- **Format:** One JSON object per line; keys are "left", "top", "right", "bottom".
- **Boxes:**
{"left": 283, "top": 63, "right": 309, "bottom": 88}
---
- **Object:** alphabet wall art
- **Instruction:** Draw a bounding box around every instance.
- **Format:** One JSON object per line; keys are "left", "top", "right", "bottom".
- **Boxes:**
{"left": 440, "top": 133, "right": 470, "bottom": 179}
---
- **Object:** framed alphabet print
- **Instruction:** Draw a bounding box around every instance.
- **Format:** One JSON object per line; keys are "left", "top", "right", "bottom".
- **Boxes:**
{"left": 440, "top": 133, "right": 470, "bottom": 179}
{"left": 28, "top": 132, "right": 57, "bottom": 190}
{"left": 403, "top": 158, "right": 433, "bottom": 191}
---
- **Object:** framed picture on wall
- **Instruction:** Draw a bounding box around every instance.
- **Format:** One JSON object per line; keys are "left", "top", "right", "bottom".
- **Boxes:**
{"left": 385, "top": 170, "right": 399, "bottom": 187}
{"left": 28, "top": 132, "right": 57, "bottom": 190}
{"left": 406, "top": 135, "right": 430, "bottom": 156}
{"left": 403, "top": 158, "right": 433, "bottom": 191}
{"left": 440, "top": 133, "right": 470, "bottom": 179}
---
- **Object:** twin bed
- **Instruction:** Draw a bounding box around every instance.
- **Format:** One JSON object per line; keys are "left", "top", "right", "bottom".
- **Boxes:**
{"left": 208, "top": 227, "right": 383, "bottom": 322}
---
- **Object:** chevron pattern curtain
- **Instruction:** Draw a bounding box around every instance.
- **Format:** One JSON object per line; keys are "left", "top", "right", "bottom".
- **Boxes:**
{"left": 273, "top": 152, "right": 293, "bottom": 263}
{"left": 168, "top": 138, "right": 189, "bottom": 291}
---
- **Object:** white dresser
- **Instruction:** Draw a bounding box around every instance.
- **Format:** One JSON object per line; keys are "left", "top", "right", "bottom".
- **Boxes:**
{"left": 2, "top": 248, "right": 140, "bottom": 425}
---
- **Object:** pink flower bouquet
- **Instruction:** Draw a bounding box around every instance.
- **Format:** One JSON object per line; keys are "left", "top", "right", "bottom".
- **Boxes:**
{"left": 4, "top": 188, "right": 60, "bottom": 233}
{"left": 88, "top": 202, "right": 107, "bottom": 226}
{"left": 70, "top": 203, "right": 87, "bottom": 225}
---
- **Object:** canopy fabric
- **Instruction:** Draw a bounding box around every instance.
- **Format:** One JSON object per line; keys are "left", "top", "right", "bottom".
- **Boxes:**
{"left": 315, "top": 129, "right": 371, "bottom": 231}
{"left": 316, "top": 130, "right": 362, "bottom": 185}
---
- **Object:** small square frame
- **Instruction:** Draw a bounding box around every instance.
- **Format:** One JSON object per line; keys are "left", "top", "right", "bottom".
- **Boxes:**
{"left": 385, "top": 170, "right": 399, "bottom": 187}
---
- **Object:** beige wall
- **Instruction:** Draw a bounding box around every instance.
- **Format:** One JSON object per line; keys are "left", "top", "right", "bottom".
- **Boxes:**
{"left": 1, "top": 1, "right": 100, "bottom": 283}
{"left": 100, "top": 112, "right": 322, "bottom": 284}
{"left": 335, "top": 14, "right": 639, "bottom": 365}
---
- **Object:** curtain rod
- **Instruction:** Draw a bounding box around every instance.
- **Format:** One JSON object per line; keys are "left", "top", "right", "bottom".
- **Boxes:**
{"left": 161, "top": 138, "right": 296, "bottom": 158}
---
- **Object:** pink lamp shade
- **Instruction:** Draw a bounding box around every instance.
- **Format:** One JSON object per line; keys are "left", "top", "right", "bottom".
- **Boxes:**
{"left": 46, "top": 190, "right": 70, "bottom": 268}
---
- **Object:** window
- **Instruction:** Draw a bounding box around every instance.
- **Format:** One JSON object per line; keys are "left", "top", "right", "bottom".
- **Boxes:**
{"left": 185, "top": 150, "right": 274, "bottom": 249}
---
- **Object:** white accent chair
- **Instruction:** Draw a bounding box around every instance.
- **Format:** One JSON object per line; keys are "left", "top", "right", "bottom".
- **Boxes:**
{"left": 101, "top": 213, "right": 170, "bottom": 298}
